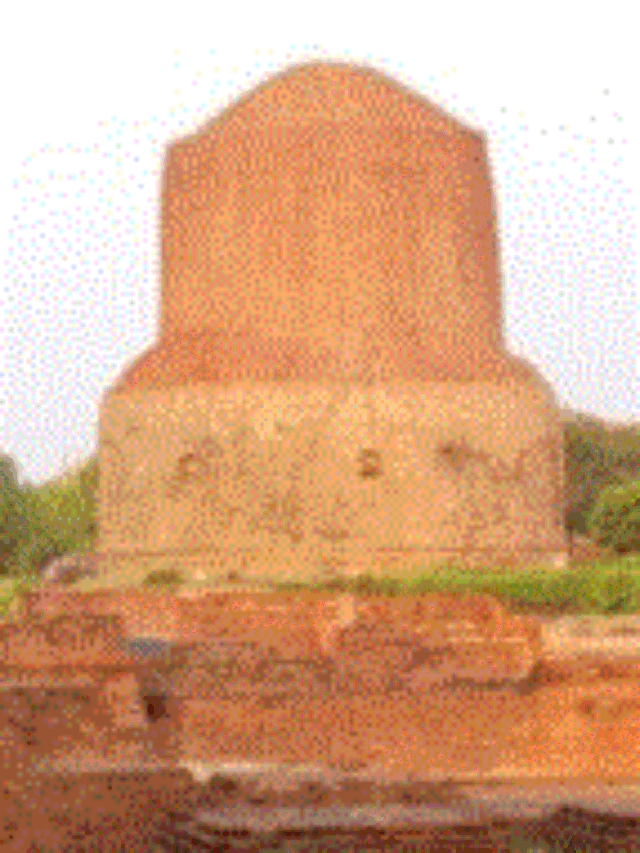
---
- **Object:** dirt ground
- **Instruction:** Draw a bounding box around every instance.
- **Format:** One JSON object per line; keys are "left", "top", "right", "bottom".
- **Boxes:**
{"left": 2, "top": 766, "right": 639, "bottom": 850}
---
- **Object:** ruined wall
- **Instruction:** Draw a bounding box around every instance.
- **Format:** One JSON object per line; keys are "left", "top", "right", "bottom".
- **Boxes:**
{"left": 96, "top": 61, "right": 567, "bottom": 585}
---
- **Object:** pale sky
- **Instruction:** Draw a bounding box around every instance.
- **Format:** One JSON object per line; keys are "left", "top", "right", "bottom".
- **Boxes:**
{"left": 1, "top": 1, "right": 637, "bottom": 487}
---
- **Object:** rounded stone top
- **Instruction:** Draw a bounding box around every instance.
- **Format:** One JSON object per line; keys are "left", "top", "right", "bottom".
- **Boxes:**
{"left": 176, "top": 60, "right": 484, "bottom": 147}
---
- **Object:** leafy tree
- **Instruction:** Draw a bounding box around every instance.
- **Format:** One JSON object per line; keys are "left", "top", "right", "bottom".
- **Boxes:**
{"left": 586, "top": 477, "right": 639, "bottom": 554}
{"left": 33, "top": 454, "right": 99, "bottom": 563}
{"left": 563, "top": 417, "right": 639, "bottom": 550}
{"left": 1, "top": 451, "right": 100, "bottom": 577}
{"left": 0, "top": 453, "right": 19, "bottom": 489}
{"left": 0, "top": 453, "right": 30, "bottom": 573}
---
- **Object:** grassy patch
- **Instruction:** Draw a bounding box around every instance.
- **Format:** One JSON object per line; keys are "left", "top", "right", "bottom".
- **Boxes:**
{"left": 272, "top": 555, "right": 639, "bottom": 616}
{"left": 1, "top": 556, "right": 637, "bottom": 622}
{"left": 141, "top": 568, "right": 186, "bottom": 591}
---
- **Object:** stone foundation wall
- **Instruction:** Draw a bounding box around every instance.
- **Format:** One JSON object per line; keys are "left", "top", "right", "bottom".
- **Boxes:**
{"left": 97, "top": 378, "right": 567, "bottom": 586}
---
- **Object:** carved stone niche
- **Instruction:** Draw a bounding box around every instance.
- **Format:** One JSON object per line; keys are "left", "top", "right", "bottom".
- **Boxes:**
{"left": 357, "top": 448, "right": 383, "bottom": 480}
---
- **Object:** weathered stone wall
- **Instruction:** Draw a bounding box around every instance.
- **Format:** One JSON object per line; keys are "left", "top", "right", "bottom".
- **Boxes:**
{"left": 98, "top": 374, "right": 566, "bottom": 585}
{"left": 96, "top": 61, "right": 567, "bottom": 584}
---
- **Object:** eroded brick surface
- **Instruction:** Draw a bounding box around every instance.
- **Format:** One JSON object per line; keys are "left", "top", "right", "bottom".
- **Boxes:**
{"left": 0, "top": 613, "right": 127, "bottom": 667}
{"left": 2, "top": 588, "right": 637, "bottom": 788}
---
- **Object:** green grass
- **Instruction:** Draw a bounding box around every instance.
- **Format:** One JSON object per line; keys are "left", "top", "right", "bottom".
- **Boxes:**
{"left": 276, "top": 556, "right": 639, "bottom": 617}
{"left": 1, "top": 554, "right": 637, "bottom": 623}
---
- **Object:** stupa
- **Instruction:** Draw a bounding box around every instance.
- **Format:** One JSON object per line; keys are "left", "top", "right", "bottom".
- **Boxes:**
{"left": 95, "top": 60, "right": 567, "bottom": 587}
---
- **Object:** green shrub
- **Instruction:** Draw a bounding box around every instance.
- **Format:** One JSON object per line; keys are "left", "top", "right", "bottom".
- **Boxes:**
{"left": 586, "top": 477, "right": 639, "bottom": 555}
{"left": 0, "top": 453, "right": 99, "bottom": 580}
{"left": 563, "top": 416, "right": 639, "bottom": 541}
{"left": 35, "top": 458, "right": 98, "bottom": 558}
{"left": 142, "top": 568, "right": 185, "bottom": 590}
{"left": 1, "top": 454, "right": 30, "bottom": 573}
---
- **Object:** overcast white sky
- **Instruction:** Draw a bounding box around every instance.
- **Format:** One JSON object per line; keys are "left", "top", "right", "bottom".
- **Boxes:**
{"left": 1, "top": 1, "right": 637, "bottom": 487}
